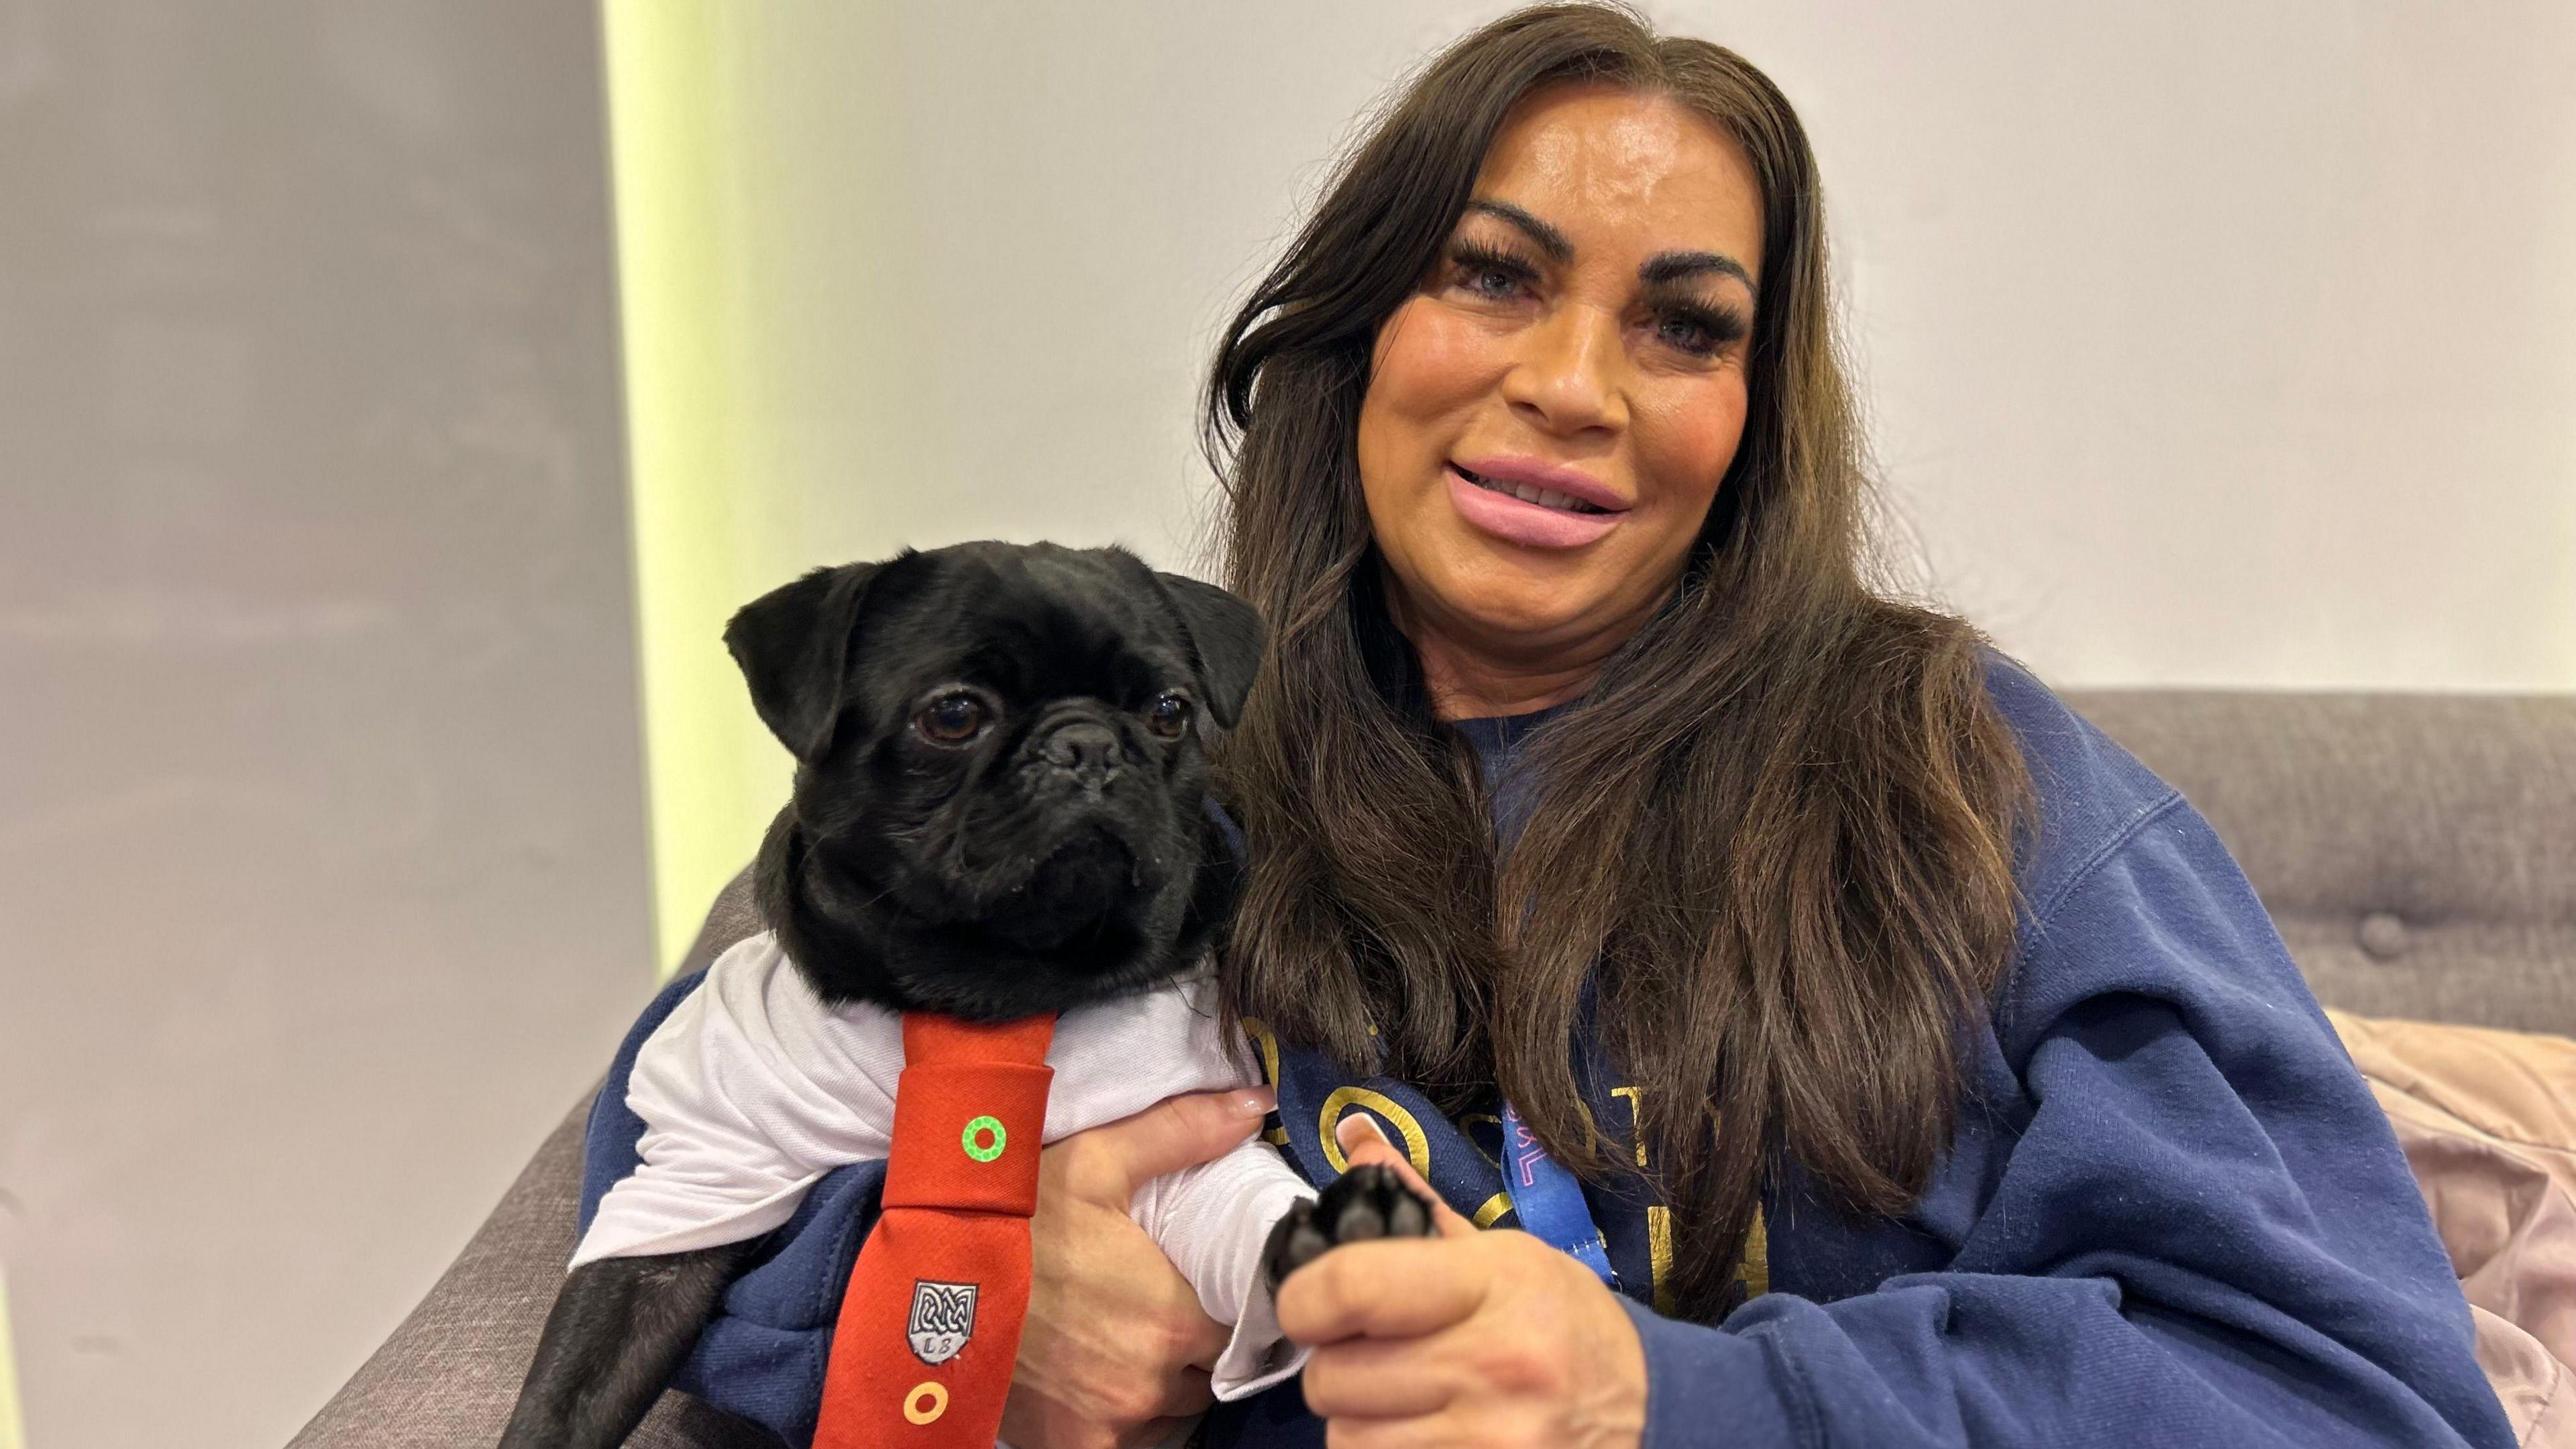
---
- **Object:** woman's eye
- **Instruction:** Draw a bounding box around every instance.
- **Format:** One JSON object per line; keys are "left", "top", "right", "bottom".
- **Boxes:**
{"left": 1146, "top": 693, "right": 1193, "bottom": 738}
{"left": 916, "top": 693, "right": 989, "bottom": 744}
{"left": 1445, "top": 244, "right": 1534, "bottom": 302}
{"left": 1652, "top": 303, "right": 1746, "bottom": 358}
{"left": 1658, "top": 314, "right": 1713, "bottom": 353}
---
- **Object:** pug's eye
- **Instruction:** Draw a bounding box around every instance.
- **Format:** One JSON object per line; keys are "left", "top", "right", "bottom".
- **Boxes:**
{"left": 916, "top": 692, "right": 989, "bottom": 745}
{"left": 1146, "top": 692, "right": 1193, "bottom": 739}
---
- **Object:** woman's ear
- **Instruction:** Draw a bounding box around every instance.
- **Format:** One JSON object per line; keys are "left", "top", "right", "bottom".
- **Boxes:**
{"left": 1152, "top": 571, "right": 1267, "bottom": 729}
{"left": 723, "top": 561, "right": 883, "bottom": 763}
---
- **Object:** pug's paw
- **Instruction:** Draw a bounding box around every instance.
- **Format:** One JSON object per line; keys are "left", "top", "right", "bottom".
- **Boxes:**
{"left": 1263, "top": 1163, "right": 1436, "bottom": 1291}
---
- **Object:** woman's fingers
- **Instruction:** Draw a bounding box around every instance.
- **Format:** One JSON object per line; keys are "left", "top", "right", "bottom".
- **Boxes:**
{"left": 1061, "top": 1087, "right": 1275, "bottom": 1205}
{"left": 1007, "top": 1098, "right": 1260, "bottom": 1449}
{"left": 1333, "top": 1114, "right": 1476, "bottom": 1238}
{"left": 1008, "top": 1201, "right": 1225, "bottom": 1449}
{"left": 1299, "top": 1334, "right": 1459, "bottom": 1419}
{"left": 1277, "top": 1237, "right": 1489, "bottom": 1344}
{"left": 1305, "top": 1417, "right": 1434, "bottom": 1449}
{"left": 1281, "top": 1123, "right": 1654, "bottom": 1449}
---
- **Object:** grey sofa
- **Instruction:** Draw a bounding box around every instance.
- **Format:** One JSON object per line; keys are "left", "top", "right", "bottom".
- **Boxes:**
{"left": 289, "top": 689, "right": 2576, "bottom": 1448}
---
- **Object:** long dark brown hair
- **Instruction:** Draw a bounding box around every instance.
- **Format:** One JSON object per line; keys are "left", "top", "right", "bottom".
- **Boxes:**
{"left": 1204, "top": 2, "right": 2031, "bottom": 1323}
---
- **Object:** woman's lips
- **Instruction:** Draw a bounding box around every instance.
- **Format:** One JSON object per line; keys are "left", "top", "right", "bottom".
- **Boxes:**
{"left": 1444, "top": 462, "right": 1626, "bottom": 549}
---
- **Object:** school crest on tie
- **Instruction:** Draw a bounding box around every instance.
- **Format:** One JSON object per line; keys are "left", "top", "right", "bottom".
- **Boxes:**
{"left": 906, "top": 1279, "right": 979, "bottom": 1364}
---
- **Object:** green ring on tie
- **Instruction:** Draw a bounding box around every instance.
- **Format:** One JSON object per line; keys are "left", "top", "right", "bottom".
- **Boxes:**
{"left": 962, "top": 1115, "right": 1007, "bottom": 1163}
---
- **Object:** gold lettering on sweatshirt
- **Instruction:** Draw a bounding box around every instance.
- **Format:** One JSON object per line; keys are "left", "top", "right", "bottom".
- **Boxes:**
{"left": 1318, "top": 1087, "right": 1433, "bottom": 1177}
{"left": 1609, "top": 1085, "right": 1650, "bottom": 1167}
{"left": 1237, "top": 1017, "right": 1290, "bottom": 1146}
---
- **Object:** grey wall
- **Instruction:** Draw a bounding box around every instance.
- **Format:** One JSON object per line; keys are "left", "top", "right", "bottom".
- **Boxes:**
{"left": 0, "top": 3, "right": 649, "bottom": 1446}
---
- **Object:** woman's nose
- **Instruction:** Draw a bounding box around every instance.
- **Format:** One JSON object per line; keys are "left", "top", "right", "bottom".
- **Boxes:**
{"left": 1501, "top": 304, "right": 1627, "bottom": 438}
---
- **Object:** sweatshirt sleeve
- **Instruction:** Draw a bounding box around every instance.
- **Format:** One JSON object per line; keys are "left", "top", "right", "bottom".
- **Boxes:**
{"left": 1625, "top": 795, "right": 2513, "bottom": 1449}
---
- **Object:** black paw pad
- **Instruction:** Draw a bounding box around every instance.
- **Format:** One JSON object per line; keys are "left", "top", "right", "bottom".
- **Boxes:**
{"left": 1263, "top": 1163, "right": 1436, "bottom": 1291}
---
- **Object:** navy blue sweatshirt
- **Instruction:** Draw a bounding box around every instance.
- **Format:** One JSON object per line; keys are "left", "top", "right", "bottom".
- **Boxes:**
{"left": 581, "top": 658, "right": 2509, "bottom": 1448}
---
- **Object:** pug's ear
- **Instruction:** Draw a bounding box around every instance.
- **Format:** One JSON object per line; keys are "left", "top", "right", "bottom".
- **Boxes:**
{"left": 724, "top": 561, "right": 883, "bottom": 763}
{"left": 1150, "top": 571, "right": 1267, "bottom": 729}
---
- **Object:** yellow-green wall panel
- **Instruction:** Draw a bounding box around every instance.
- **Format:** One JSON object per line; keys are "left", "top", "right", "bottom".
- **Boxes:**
{"left": 602, "top": 1, "right": 796, "bottom": 972}
{"left": 602, "top": 1, "right": 934, "bottom": 973}
{"left": 0, "top": 1266, "right": 23, "bottom": 1449}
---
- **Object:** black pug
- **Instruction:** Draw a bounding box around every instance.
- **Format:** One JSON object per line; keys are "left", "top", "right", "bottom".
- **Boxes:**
{"left": 500, "top": 541, "right": 1431, "bottom": 1448}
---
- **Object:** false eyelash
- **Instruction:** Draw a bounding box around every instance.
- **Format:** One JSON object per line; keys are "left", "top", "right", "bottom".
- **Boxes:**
{"left": 1446, "top": 237, "right": 1749, "bottom": 355}
{"left": 1656, "top": 298, "right": 1752, "bottom": 355}
{"left": 1446, "top": 240, "right": 1541, "bottom": 292}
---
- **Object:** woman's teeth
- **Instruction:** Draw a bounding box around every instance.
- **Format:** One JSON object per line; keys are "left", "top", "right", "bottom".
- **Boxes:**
{"left": 1454, "top": 464, "right": 1605, "bottom": 515}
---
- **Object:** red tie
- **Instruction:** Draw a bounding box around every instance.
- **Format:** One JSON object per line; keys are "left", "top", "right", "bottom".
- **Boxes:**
{"left": 814, "top": 1013, "right": 1057, "bottom": 1448}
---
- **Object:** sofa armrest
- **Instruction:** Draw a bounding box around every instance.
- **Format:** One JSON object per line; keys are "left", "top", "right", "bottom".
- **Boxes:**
{"left": 285, "top": 1095, "right": 782, "bottom": 1448}
{"left": 291, "top": 873, "right": 775, "bottom": 1448}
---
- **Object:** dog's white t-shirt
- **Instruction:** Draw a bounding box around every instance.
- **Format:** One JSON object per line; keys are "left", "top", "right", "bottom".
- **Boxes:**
{"left": 574, "top": 931, "right": 1314, "bottom": 1403}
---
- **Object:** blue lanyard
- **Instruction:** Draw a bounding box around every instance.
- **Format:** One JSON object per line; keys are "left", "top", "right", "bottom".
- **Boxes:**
{"left": 1498, "top": 1102, "right": 1619, "bottom": 1289}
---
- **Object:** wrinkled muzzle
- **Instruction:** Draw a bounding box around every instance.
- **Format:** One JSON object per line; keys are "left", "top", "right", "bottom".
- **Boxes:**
{"left": 885, "top": 714, "right": 1170, "bottom": 949}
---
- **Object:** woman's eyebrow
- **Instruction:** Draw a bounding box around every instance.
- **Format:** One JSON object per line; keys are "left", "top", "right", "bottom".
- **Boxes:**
{"left": 1463, "top": 199, "right": 1572, "bottom": 262}
{"left": 1466, "top": 198, "right": 1755, "bottom": 293}
{"left": 1642, "top": 250, "right": 1755, "bottom": 292}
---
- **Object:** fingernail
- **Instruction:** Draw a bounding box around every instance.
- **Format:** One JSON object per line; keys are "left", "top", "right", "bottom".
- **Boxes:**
{"left": 1228, "top": 1087, "right": 1277, "bottom": 1118}
{"left": 1337, "top": 1114, "right": 1391, "bottom": 1152}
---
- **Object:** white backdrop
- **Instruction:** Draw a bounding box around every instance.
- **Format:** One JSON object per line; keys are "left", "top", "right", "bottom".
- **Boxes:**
{"left": 702, "top": 1, "right": 2574, "bottom": 690}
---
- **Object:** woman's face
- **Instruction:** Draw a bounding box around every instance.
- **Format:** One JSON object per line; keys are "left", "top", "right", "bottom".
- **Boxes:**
{"left": 1356, "top": 83, "right": 1763, "bottom": 667}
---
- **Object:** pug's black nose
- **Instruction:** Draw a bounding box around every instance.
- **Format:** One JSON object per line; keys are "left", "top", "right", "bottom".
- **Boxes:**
{"left": 1039, "top": 721, "right": 1123, "bottom": 789}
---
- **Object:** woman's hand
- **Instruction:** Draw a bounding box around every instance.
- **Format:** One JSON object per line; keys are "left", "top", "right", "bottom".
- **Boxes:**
{"left": 1002, "top": 1087, "right": 1277, "bottom": 1449}
{"left": 1279, "top": 1117, "right": 1650, "bottom": 1449}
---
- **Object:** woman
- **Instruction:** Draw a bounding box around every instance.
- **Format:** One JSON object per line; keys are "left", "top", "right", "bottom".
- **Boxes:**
{"left": 999, "top": 6, "right": 2512, "bottom": 1448}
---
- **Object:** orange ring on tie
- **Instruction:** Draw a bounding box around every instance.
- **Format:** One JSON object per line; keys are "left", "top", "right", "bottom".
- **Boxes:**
{"left": 904, "top": 1380, "right": 949, "bottom": 1425}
